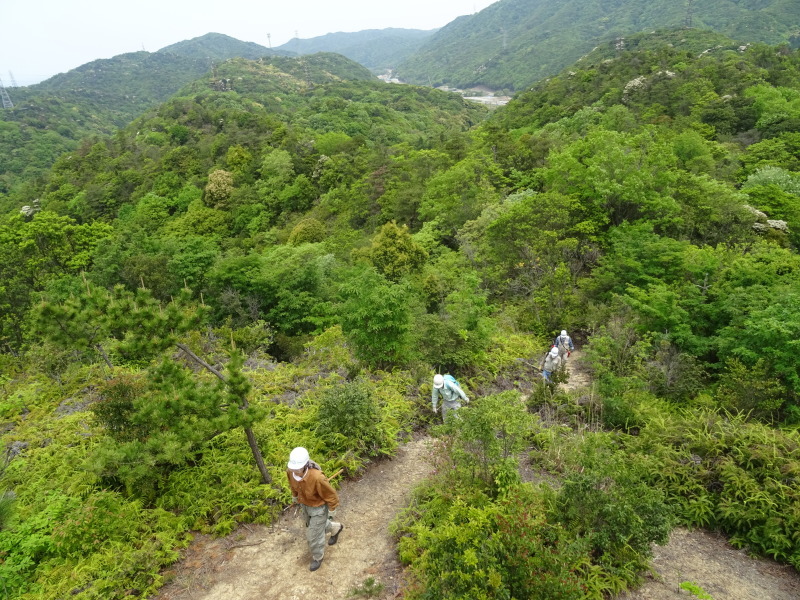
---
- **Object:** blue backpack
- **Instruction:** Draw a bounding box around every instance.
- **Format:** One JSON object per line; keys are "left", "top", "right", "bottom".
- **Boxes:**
{"left": 443, "top": 374, "right": 460, "bottom": 389}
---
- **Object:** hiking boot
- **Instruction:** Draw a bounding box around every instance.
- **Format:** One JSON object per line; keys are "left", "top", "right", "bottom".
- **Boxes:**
{"left": 328, "top": 524, "right": 344, "bottom": 545}
{"left": 309, "top": 558, "right": 323, "bottom": 571}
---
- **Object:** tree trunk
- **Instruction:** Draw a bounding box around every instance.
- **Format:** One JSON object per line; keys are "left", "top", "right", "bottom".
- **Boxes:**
{"left": 176, "top": 343, "right": 272, "bottom": 484}
{"left": 245, "top": 427, "right": 272, "bottom": 484}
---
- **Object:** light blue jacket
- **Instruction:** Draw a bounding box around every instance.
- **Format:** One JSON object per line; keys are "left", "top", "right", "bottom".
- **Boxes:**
{"left": 432, "top": 379, "right": 468, "bottom": 411}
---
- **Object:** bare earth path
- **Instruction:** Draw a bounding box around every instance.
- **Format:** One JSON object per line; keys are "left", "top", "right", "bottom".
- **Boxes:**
{"left": 154, "top": 353, "right": 800, "bottom": 600}
{"left": 154, "top": 436, "right": 432, "bottom": 600}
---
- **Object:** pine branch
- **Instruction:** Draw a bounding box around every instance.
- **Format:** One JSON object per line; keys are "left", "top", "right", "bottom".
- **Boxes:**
{"left": 176, "top": 343, "right": 226, "bottom": 382}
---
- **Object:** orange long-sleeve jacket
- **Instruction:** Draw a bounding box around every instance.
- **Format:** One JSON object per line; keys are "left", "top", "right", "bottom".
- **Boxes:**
{"left": 287, "top": 465, "right": 339, "bottom": 510}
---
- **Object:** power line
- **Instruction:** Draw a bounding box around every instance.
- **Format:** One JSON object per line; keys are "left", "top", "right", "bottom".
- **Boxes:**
{"left": 0, "top": 76, "right": 13, "bottom": 109}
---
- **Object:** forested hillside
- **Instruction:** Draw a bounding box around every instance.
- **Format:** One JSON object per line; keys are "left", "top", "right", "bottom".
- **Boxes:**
{"left": 157, "top": 32, "right": 285, "bottom": 62}
{"left": 397, "top": 0, "right": 800, "bottom": 90}
{"left": 2, "top": 29, "right": 800, "bottom": 600}
{"left": 0, "top": 34, "right": 286, "bottom": 205}
{"left": 276, "top": 28, "right": 435, "bottom": 72}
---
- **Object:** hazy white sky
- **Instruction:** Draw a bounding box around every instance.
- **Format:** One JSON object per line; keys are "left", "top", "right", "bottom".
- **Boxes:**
{"left": 0, "top": 0, "right": 498, "bottom": 86}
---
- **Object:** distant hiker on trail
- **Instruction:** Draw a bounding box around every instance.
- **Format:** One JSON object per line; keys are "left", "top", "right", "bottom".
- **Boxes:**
{"left": 432, "top": 373, "right": 469, "bottom": 422}
{"left": 287, "top": 447, "right": 344, "bottom": 572}
{"left": 541, "top": 346, "right": 563, "bottom": 383}
{"left": 553, "top": 329, "right": 575, "bottom": 359}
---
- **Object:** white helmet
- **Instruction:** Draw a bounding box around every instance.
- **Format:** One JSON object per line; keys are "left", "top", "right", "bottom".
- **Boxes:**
{"left": 550, "top": 347, "right": 559, "bottom": 357}
{"left": 561, "top": 330, "right": 567, "bottom": 336}
{"left": 433, "top": 374, "right": 444, "bottom": 388}
{"left": 287, "top": 446, "right": 309, "bottom": 470}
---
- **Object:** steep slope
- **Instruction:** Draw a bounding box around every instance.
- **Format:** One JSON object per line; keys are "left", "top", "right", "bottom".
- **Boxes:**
{"left": 397, "top": 0, "right": 800, "bottom": 91}
{"left": 276, "top": 28, "right": 435, "bottom": 72}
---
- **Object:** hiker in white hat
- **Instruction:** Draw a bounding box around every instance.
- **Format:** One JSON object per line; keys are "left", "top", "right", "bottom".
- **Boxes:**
{"left": 553, "top": 329, "right": 575, "bottom": 360}
{"left": 432, "top": 373, "right": 469, "bottom": 422}
{"left": 287, "top": 447, "right": 344, "bottom": 571}
{"left": 541, "top": 345, "right": 563, "bottom": 383}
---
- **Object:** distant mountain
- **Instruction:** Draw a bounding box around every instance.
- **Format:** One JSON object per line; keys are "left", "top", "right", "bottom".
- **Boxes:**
{"left": 396, "top": 0, "right": 800, "bottom": 91}
{"left": 0, "top": 34, "right": 292, "bottom": 201}
{"left": 157, "top": 32, "right": 291, "bottom": 62}
{"left": 32, "top": 51, "right": 210, "bottom": 107}
{"left": 276, "top": 28, "right": 435, "bottom": 71}
{"left": 0, "top": 51, "right": 212, "bottom": 200}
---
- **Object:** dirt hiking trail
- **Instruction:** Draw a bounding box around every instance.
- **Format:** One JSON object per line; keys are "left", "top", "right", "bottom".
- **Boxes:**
{"left": 154, "top": 435, "right": 433, "bottom": 600}
{"left": 153, "top": 352, "right": 800, "bottom": 599}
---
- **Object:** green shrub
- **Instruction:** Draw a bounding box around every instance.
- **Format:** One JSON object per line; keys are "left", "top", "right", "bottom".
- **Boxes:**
{"left": 395, "top": 482, "right": 604, "bottom": 600}
{"left": 442, "top": 391, "right": 535, "bottom": 493}
{"left": 316, "top": 380, "right": 387, "bottom": 458}
{"left": 550, "top": 439, "right": 674, "bottom": 580}
{"left": 288, "top": 218, "right": 326, "bottom": 245}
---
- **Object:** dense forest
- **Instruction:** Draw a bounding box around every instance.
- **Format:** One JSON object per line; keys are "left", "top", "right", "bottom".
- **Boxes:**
{"left": 1, "top": 27, "right": 800, "bottom": 599}
{"left": 397, "top": 0, "right": 800, "bottom": 91}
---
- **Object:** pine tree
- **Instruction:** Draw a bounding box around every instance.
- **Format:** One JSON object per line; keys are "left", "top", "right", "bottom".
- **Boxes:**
{"left": 33, "top": 279, "right": 272, "bottom": 487}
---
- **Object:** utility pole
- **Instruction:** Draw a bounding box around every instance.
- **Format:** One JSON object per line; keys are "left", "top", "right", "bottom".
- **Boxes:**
{"left": 0, "top": 77, "right": 13, "bottom": 109}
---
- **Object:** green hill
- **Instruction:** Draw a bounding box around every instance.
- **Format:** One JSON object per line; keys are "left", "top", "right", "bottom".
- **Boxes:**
{"left": 276, "top": 28, "right": 435, "bottom": 71}
{"left": 157, "top": 32, "right": 290, "bottom": 61}
{"left": 0, "top": 34, "right": 291, "bottom": 204}
{"left": 397, "top": 0, "right": 800, "bottom": 91}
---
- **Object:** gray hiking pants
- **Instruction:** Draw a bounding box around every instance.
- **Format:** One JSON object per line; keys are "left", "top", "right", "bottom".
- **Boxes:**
{"left": 441, "top": 400, "right": 462, "bottom": 423}
{"left": 302, "top": 504, "right": 341, "bottom": 561}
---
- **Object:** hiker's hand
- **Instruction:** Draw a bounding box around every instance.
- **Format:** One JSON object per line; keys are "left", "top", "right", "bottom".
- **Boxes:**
{"left": 328, "top": 509, "right": 337, "bottom": 520}
{"left": 292, "top": 496, "right": 298, "bottom": 504}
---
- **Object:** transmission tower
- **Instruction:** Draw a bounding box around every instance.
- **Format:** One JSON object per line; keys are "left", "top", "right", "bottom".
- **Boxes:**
{"left": 0, "top": 77, "right": 13, "bottom": 109}
{"left": 684, "top": 0, "right": 694, "bottom": 28}
{"left": 267, "top": 33, "right": 272, "bottom": 49}
{"left": 8, "top": 71, "right": 17, "bottom": 88}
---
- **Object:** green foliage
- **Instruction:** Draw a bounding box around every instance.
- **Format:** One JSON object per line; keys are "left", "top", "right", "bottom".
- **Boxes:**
{"left": 288, "top": 217, "right": 326, "bottom": 245}
{"left": 338, "top": 267, "right": 413, "bottom": 368}
{"left": 681, "top": 581, "right": 715, "bottom": 600}
{"left": 348, "top": 576, "right": 386, "bottom": 598}
{"left": 0, "top": 212, "right": 112, "bottom": 352}
{"left": 624, "top": 410, "right": 800, "bottom": 568}
{"left": 715, "top": 358, "right": 786, "bottom": 420}
{"left": 397, "top": 486, "right": 593, "bottom": 600}
{"left": 0, "top": 490, "right": 15, "bottom": 531}
{"left": 415, "top": 272, "right": 495, "bottom": 371}
{"left": 549, "top": 436, "right": 674, "bottom": 576}
{"left": 440, "top": 391, "right": 534, "bottom": 492}
{"left": 368, "top": 221, "right": 428, "bottom": 282}
{"left": 316, "top": 380, "right": 387, "bottom": 458}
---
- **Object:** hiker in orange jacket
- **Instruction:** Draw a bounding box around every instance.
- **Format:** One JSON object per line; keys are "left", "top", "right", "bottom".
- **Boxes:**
{"left": 287, "top": 447, "right": 344, "bottom": 572}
